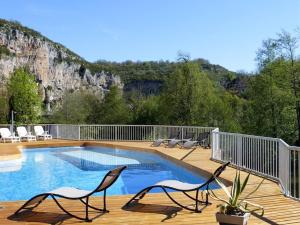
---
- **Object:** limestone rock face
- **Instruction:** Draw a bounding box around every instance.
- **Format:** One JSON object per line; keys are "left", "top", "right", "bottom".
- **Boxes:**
{"left": 0, "top": 26, "right": 123, "bottom": 111}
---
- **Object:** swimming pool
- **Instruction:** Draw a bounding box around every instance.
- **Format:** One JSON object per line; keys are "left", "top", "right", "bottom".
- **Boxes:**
{"left": 0, "top": 146, "right": 219, "bottom": 201}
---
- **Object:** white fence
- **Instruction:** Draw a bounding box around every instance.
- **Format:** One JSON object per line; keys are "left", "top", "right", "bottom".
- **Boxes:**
{"left": 211, "top": 128, "right": 299, "bottom": 200}
{"left": 0, "top": 124, "right": 215, "bottom": 143}
{"left": 56, "top": 124, "right": 215, "bottom": 142}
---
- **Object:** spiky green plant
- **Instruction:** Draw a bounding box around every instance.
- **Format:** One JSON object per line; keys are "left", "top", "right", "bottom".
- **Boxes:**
{"left": 210, "top": 170, "right": 264, "bottom": 216}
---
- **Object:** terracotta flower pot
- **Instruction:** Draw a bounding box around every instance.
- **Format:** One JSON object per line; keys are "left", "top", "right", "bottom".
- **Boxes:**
{"left": 215, "top": 212, "right": 250, "bottom": 225}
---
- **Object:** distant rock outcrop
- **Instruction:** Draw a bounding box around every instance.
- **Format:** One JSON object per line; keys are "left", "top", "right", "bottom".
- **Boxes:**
{"left": 0, "top": 19, "right": 122, "bottom": 112}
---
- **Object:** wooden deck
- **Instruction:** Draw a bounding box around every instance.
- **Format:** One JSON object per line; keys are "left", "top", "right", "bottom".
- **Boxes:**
{"left": 0, "top": 140, "right": 300, "bottom": 224}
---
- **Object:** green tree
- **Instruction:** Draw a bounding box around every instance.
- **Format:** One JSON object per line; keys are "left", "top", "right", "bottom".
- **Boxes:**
{"left": 94, "top": 86, "right": 131, "bottom": 124}
{"left": 0, "top": 88, "right": 9, "bottom": 123}
{"left": 244, "top": 60, "right": 296, "bottom": 143}
{"left": 51, "top": 89, "right": 101, "bottom": 124}
{"left": 215, "top": 91, "right": 244, "bottom": 132}
{"left": 245, "top": 30, "right": 300, "bottom": 144}
{"left": 130, "top": 95, "right": 161, "bottom": 124}
{"left": 160, "top": 60, "right": 200, "bottom": 125}
{"left": 276, "top": 31, "right": 300, "bottom": 144}
{"left": 8, "top": 68, "right": 42, "bottom": 124}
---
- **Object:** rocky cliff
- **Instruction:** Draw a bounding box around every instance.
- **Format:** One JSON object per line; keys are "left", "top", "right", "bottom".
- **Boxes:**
{"left": 0, "top": 19, "right": 122, "bottom": 112}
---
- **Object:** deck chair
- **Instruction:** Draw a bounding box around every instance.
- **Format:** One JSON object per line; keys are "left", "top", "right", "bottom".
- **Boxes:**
{"left": 151, "top": 130, "right": 180, "bottom": 147}
{"left": 17, "top": 127, "right": 36, "bottom": 142}
{"left": 166, "top": 132, "right": 195, "bottom": 148}
{"left": 125, "top": 162, "right": 230, "bottom": 212}
{"left": 34, "top": 125, "right": 52, "bottom": 140}
{"left": 14, "top": 166, "right": 127, "bottom": 222}
{"left": 180, "top": 132, "right": 210, "bottom": 149}
{"left": 0, "top": 128, "right": 20, "bottom": 143}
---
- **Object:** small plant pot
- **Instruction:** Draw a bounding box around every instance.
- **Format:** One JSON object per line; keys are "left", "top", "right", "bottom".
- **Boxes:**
{"left": 216, "top": 212, "right": 250, "bottom": 225}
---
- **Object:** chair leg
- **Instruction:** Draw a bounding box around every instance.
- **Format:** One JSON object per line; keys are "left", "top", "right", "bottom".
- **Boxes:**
{"left": 85, "top": 197, "right": 90, "bottom": 222}
{"left": 103, "top": 189, "right": 109, "bottom": 212}
{"left": 195, "top": 189, "right": 199, "bottom": 212}
{"left": 125, "top": 187, "right": 152, "bottom": 206}
{"left": 52, "top": 196, "right": 92, "bottom": 222}
{"left": 14, "top": 195, "right": 48, "bottom": 215}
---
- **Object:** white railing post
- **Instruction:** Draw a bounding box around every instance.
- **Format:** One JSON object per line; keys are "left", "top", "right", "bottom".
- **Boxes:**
{"left": 78, "top": 125, "right": 81, "bottom": 140}
{"left": 237, "top": 134, "right": 242, "bottom": 167}
{"left": 211, "top": 128, "right": 220, "bottom": 160}
{"left": 56, "top": 125, "right": 59, "bottom": 139}
{"left": 278, "top": 140, "right": 290, "bottom": 196}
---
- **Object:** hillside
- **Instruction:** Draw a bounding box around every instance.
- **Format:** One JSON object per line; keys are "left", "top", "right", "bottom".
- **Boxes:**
{"left": 0, "top": 19, "right": 249, "bottom": 109}
{"left": 93, "top": 59, "right": 249, "bottom": 95}
{"left": 0, "top": 19, "right": 122, "bottom": 112}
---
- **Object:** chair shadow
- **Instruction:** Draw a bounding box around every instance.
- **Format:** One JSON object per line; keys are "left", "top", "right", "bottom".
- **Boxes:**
{"left": 252, "top": 212, "right": 278, "bottom": 225}
{"left": 8, "top": 210, "right": 106, "bottom": 225}
{"left": 122, "top": 202, "right": 183, "bottom": 222}
{"left": 8, "top": 211, "right": 70, "bottom": 225}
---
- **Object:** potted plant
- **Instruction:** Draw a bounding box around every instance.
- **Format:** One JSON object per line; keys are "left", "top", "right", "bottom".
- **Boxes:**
{"left": 209, "top": 170, "right": 264, "bottom": 225}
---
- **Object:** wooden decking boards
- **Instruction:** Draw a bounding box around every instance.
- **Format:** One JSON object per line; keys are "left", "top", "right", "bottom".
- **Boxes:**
{"left": 0, "top": 140, "right": 299, "bottom": 224}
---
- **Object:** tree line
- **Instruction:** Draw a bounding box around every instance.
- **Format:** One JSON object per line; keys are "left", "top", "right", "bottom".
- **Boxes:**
{"left": 1, "top": 30, "right": 300, "bottom": 145}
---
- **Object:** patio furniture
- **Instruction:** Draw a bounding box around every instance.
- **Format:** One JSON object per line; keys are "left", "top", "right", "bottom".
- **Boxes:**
{"left": 151, "top": 130, "right": 181, "bottom": 147}
{"left": 16, "top": 126, "right": 36, "bottom": 142}
{"left": 179, "top": 132, "right": 210, "bottom": 149}
{"left": 0, "top": 128, "right": 20, "bottom": 143}
{"left": 14, "top": 166, "right": 127, "bottom": 222}
{"left": 166, "top": 132, "right": 195, "bottom": 148}
{"left": 34, "top": 125, "right": 52, "bottom": 140}
{"left": 125, "top": 162, "right": 230, "bottom": 212}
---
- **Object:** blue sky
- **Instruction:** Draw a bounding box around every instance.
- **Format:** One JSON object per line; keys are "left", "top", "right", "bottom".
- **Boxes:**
{"left": 1, "top": 0, "right": 299, "bottom": 72}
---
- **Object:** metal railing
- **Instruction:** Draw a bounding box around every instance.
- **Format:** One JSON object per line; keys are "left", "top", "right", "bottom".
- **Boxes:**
{"left": 0, "top": 124, "right": 215, "bottom": 143}
{"left": 1, "top": 123, "right": 300, "bottom": 200}
{"left": 211, "top": 129, "right": 300, "bottom": 200}
{"left": 56, "top": 124, "right": 215, "bottom": 143}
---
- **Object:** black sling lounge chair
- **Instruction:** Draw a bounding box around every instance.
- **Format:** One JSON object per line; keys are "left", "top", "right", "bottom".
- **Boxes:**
{"left": 125, "top": 162, "right": 230, "bottom": 212}
{"left": 14, "top": 166, "right": 127, "bottom": 222}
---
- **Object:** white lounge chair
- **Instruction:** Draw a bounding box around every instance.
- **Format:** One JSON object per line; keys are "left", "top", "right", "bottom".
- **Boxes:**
{"left": 125, "top": 162, "right": 230, "bottom": 212}
{"left": 15, "top": 166, "right": 127, "bottom": 222}
{"left": 0, "top": 128, "right": 20, "bottom": 143}
{"left": 17, "top": 126, "right": 36, "bottom": 142}
{"left": 34, "top": 125, "right": 52, "bottom": 140}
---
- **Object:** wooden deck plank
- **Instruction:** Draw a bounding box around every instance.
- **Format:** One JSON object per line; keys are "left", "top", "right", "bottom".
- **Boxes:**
{"left": 0, "top": 140, "right": 299, "bottom": 224}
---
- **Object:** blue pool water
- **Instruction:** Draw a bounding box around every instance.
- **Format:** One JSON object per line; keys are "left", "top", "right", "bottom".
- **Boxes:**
{"left": 0, "top": 146, "right": 218, "bottom": 201}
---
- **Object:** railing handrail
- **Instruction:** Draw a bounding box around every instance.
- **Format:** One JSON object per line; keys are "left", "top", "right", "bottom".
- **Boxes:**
{"left": 0, "top": 124, "right": 216, "bottom": 128}
{"left": 216, "top": 131, "right": 281, "bottom": 142}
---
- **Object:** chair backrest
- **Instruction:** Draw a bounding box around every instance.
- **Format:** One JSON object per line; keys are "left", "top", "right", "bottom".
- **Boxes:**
{"left": 34, "top": 126, "right": 44, "bottom": 135}
{"left": 168, "top": 130, "right": 180, "bottom": 139}
{"left": 183, "top": 132, "right": 194, "bottom": 140}
{"left": 196, "top": 132, "right": 210, "bottom": 142}
{"left": 0, "top": 128, "right": 12, "bottom": 138}
{"left": 204, "top": 162, "right": 230, "bottom": 186}
{"left": 17, "top": 127, "right": 28, "bottom": 137}
{"left": 93, "top": 166, "right": 127, "bottom": 193}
